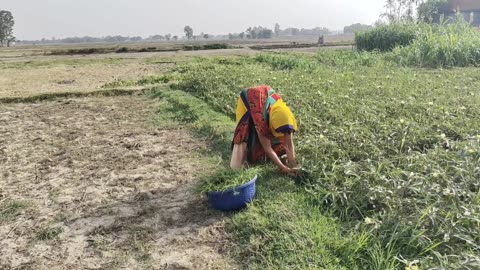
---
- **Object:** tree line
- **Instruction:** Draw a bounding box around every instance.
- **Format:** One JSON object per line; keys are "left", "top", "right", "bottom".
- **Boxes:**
{"left": 0, "top": 8, "right": 357, "bottom": 46}
{"left": 4, "top": 1, "right": 454, "bottom": 46}
{"left": 20, "top": 34, "right": 182, "bottom": 45}
{"left": 225, "top": 24, "right": 332, "bottom": 40}
{"left": 17, "top": 23, "right": 336, "bottom": 45}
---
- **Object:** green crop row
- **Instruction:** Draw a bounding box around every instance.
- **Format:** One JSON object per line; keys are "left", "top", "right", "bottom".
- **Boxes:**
{"left": 161, "top": 52, "right": 480, "bottom": 269}
{"left": 356, "top": 18, "right": 480, "bottom": 67}
{"left": 392, "top": 20, "right": 480, "bottom": 67}
{"left": 355, "top": 23, "right": 417, "bottom": 52}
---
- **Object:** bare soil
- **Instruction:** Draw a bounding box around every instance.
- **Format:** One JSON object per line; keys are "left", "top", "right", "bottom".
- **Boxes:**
{"left": 0, "top": 95, "right": 234, "bottom": 270}
{"left": 0, "top": 48, "right": 256, "bottom": 64}
{"left": 0, "top": 62, "right": 170, "bottom": 99}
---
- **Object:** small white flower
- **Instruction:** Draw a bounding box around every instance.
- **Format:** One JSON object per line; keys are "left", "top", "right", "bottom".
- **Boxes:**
{"left": 444, "top": 233, "right": 450, "bottom": 242}
{"left": 364, "top": 217, "right": 376, "bottom": 224}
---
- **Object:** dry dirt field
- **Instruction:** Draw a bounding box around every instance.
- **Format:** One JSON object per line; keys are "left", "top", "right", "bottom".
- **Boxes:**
{"left": 0, "top": 46, "right": 237, "bottom": 270}
{"left": 0, "top": 48, "right": 256, "bottom": 100}
{"left": 0, "top": 62, "right": 167, "bottom": 99}
{"left": 0, "top": 95, "right": 234, "bottom": 270}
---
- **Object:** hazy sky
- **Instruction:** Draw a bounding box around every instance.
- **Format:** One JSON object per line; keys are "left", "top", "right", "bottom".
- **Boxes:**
{"left": 2, "top": 0, "right": 387, "bottom": 40}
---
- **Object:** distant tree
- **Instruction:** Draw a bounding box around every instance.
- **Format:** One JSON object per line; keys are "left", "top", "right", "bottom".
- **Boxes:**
{"left": 0, "top": 10, "right": 15, "bottom": 47}
{"left": 104, "top": 35, "right": 129, "bottom": 43}
{"left": 246, "top": 27, "right": 256, "bottom": 39}
{"left": 149, "top": 35, "right": 164, "bottom": 41}
{"left": 274, "top": 23, "right": 281, "bottom": 37}
{"left": 104, "top": 36, "right": 113, "bottom": 42}
{"left": 259, "top": 28, "right": 273, "bottom": 39}
{"left": 299, "top": 27, "right": 330, "bottom": 35}
{"left": 239, "top": 32, "right": 245, "bottom": 39}
{"left": 280, "top": 27, "right": 329, "bottom": 37}
{"left": 203, "top": 33, "right": 209, "bottom": 39}
{"left": 184, "top": 26, "right": 193, "bottom": 40}
{"left": 382, "top": 0, "right": 420, "bottom": 23}
{"left": 291, "top": 28, "right": 300, "bottom": 36}
{"left": 172, "top": 35, "right": 178, "bottom": 41}
{"left": 228, "top": 33, "right": 234, "bottom": 40}
{"left": 165, "top": 34, "right": 171, "bottom": 41}
{"left": 130, "top": 36, "right": 143, "bottom": 42}
{"left": 246, "top": 27, "right": 255, "bottom": 39}
{"left": 7, "top": 36, "right": 15, "bottom": 46}
{"left": 344, "top": 23, "right": 372, "bottom": 34}
{"left": 245, "top": 26, "right": 274, "bottom": 39}
{"left": 417, "top": 0, "right": 449, "bottom": 23}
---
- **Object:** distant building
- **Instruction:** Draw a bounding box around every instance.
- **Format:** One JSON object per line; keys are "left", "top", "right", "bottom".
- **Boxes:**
{"left": 448, "top": 0, "right": 480, "bottom": 26}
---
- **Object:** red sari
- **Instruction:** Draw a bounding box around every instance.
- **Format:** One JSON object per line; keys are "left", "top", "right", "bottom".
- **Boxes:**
{"left": 232, "top": 85, "right": 286, "bottom": 163}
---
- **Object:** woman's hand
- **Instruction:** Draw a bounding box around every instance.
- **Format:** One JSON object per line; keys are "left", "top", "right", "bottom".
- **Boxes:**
{"left": 257, "top": 130, "right": 298, "bottom": 177}
{"left": 287, "top": 159, "right": 298, "bottom": 168}
{"left": 281, "top": 154, "right": 297, "bottom": 169}
{"left": 279, "top": 165, "right": 299, "bottom": 177}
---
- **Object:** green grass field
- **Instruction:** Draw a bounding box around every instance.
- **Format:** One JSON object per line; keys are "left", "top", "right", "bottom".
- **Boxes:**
{"left": 140, "top": 50, "right": 480, "bottom": 269}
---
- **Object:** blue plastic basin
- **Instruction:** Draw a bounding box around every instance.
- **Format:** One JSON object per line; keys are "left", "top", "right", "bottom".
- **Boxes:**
{"left": 206, "top": 175, "right": 257, "bottom": 211}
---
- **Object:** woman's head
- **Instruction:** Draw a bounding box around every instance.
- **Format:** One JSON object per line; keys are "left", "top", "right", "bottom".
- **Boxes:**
{"left": 270, "top": 99, "right": 298, "bottom": 135}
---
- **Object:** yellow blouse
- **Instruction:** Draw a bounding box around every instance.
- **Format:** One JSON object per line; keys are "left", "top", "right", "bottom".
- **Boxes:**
{"left": 235, "top": 96, "right": 298, "bottom": 138}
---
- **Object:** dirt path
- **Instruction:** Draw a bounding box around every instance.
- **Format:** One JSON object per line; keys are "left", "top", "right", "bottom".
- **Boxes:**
{"left": 0, "top": 95, "right": 233, "bottom": 270}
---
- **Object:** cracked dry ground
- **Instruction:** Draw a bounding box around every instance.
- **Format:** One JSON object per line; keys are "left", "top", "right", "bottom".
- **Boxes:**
{"left": 0, "top": 95, "right": 234, "bottom": 270}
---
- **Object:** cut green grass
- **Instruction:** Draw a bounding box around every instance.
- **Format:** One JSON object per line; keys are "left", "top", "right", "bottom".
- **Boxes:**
{"left": 197, "top": 167, "right": 260, "bottom": 193}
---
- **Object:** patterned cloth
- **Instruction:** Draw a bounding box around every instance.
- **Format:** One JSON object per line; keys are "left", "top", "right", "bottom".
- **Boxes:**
{"left": 232, "top": 85, "right": 297, "bottom": 163}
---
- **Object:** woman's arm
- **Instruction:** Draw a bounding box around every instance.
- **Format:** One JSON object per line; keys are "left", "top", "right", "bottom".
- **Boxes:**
{"left": 257, "top": 132, "right": 288, "bottom": 169}
{"left": 257, "top": 131, "right": 294, "bottom": 174}
{"left": 284, "top": 133, "right": 296, "bottom": 167}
